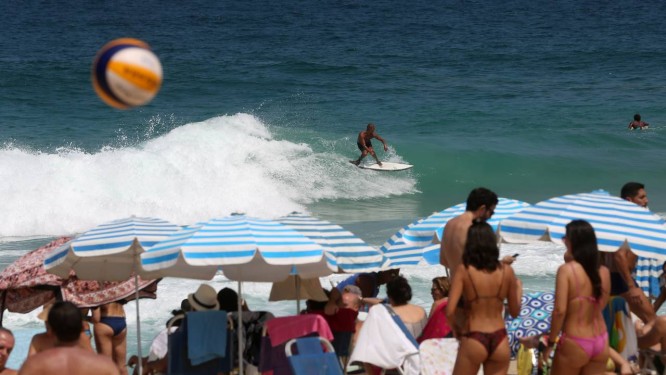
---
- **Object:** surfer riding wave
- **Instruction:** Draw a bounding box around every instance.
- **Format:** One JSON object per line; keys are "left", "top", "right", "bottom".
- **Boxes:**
{"left": 350, "top": 123, "right": 388, "bottom": 166}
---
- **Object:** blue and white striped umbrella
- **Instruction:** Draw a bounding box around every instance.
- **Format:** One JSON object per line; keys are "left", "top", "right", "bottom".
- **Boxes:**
{"left": 379, "top": 219, "right": 441, "bottom": 267}
{"left": 500, "top": 190, "right": 666, "bottom": 261}
{"left": 45, "top": 216, "right": 180, "bottom": 281}
{"left": 400, "top": 198, "right": 531, "bottom": 247}
{"left": 277, "top": 213, "right": 384, "bottom": 273}
{"left": 44, "top": 216, "right": 179, "bottom": 372}
{"left": 141, "top": 215, "right": 332, "bottom": 282}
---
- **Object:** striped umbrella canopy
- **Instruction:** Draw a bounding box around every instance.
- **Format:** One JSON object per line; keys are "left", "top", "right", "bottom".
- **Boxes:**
{"left": 379, "top": 219, "right": 441, "bottom": 267}
{"left": 43, "top": 216, "right": 178, "bottom": 374}
{"left": 44, "top": 216, "right": 180, "bottom": 281}
{"left": 141, "top": 215, "right": 332, "bottom": 282}
{"left": 277, "top": 213, "right": 384, "bottom": 273}
{"left": 399, "top": 198, "right": 531, "bottom": 247}
{"left": 499, "top": 190, "right": 666, "bottom": 261}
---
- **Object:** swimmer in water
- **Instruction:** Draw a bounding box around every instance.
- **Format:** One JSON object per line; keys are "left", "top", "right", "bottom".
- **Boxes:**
{"left": 628, "top": 114, "right": 649, "bottom": 130}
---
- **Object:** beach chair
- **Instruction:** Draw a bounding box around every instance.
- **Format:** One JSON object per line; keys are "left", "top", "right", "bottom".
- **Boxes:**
{"left": 285, "top": 336, "right": 343, "bottom": 375}
{"left": 258, "top": 314, "right": 334, "bottom": 375}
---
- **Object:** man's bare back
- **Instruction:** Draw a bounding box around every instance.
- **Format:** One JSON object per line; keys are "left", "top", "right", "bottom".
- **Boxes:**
{"left": 441, "top": 212, "right": 475, "bottom": 279}
{"left": 19, "top": 347, "right": 119, "bottom": 375}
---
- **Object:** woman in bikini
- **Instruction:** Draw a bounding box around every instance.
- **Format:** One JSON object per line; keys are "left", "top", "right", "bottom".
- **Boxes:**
{"left": 543, "top": 220, "right": 611, "bottom": 374}
{"left": 92, "top": 302, "right": 128, "bottom": 375}
{"left": 447, "top": 221, "right": 521, "bottom": 375}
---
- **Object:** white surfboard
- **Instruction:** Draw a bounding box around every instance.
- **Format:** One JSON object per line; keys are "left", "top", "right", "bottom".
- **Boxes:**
{"left": 357, "top": 162, "right": 413, "bottom": 171}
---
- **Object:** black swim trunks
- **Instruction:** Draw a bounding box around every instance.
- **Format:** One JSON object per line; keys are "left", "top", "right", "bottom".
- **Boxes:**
{"left": 357, "top": 140, "right": 372, "bottom": 151}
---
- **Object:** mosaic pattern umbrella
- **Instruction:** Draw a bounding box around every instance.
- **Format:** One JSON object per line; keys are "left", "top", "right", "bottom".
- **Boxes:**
{"left": 141, "top": 215, "right": 331, "bottom": 282}
{"left": 398, "top": 198, "right": 531, "bottom": 247}
{"left": 505, "top": 291, "right": 555, "bottom": 357}
{"left": 499, "top": 190, "right": 666, "bottom": 260}
{"left": 0, "top": 237, "right": 157, "bottom": 319}
{"left": 277, "top": 213, "right": 384, "bottom": 273}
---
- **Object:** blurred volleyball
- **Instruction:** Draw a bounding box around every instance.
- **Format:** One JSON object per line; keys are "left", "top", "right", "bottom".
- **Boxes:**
{"left": 92, "top": 38, "right": 162, "bottom": 109}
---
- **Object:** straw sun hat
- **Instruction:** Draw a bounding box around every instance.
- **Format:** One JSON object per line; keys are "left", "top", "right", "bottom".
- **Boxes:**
{"left": 188, "top": 284, "right": 220, "bottom": 311}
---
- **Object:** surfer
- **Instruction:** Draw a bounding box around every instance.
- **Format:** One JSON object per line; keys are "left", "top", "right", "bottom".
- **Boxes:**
{"left": 628, "top": 113, "right": 649, "bottom": 130}
{"left": 350, "top": 123, "right": 388, "bottom": 166}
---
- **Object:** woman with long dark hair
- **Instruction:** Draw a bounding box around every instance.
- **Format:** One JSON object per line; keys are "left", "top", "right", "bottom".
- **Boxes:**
{"left": 543, "top": 220, "right": 611, "bottom": 374}
{"left": 447, "top": 221, "right": 521, "bottom": 375}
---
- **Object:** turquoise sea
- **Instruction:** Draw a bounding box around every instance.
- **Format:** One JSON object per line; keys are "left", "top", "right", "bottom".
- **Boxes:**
{"left": 1, "top": 0, "right": 665, "bottom": 368}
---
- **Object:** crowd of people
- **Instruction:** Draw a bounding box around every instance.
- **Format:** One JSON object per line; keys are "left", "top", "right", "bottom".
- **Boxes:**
{"left": 0, "top": 182, "right": 662, "bottom": 375}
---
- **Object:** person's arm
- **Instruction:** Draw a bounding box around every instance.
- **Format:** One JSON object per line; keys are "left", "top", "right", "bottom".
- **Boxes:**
{"left": 91, "top": 307, "right": 101, "bottom": 324}
{"left": 445, "top": 265, "right": 465, "bottom": 337}
{"left": 654, "top": 287, "right": 666, "bottom": 311}
{"left": 543, "top": 265, "right": 568, "bottom": 359}
{"left": 505, "top": 266, "right": 522, "bottom": 318}
{"left": 144, "top": 357, "right": 167, "bottom": 375}
{"left": 373, "top": 134, "right": 388, "bottom": 151}
{"left": 325, "top": 287, "right": 342, "bottom": 315}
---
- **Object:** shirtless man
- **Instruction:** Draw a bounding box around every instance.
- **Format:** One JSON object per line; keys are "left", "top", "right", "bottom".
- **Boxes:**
{"left": 28, "top": 303, "right": 92, "bottom": 356}
{"left": 628, "top": 113, "right": 649, "bottom": 130}
{"left": 441, "top": 187, "right": 514, "bottom": 279}
{"left": 605, "top": 182, "right": 656, "bottom": 323}
{"left": 0, "top": 328, "right": 17, "bottom": 375}
{"left": 19, "top": 301, "right": 119, "bottom": 375}
{"left": 350, "top": 123, "right": 388, "bottom": 166}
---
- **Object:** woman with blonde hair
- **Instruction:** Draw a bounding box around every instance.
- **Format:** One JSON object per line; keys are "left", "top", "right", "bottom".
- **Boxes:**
{"left": 447, "top": 221, "right": 521, "bottom": 375}
{"left": 418, "top": 276, "right": 452, "bottom": 343}
{"left": 542, "top": 220, "right": 610, "bottom": 374}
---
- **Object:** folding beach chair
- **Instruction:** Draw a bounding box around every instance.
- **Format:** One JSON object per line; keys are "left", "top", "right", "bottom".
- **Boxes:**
{"left": 285, "top": 336, "right": 343, "bottom": 375}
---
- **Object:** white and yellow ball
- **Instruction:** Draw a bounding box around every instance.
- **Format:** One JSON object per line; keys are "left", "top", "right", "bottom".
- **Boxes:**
{"left": 92, "top": 38, "right": 162, "bottom": 109}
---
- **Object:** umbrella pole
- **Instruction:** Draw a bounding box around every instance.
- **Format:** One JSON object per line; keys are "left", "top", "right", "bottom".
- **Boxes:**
{"left": 238, "top": 281, "right": 243, "bottom": 375}
{"left": 296, "top": 276, "right": 300, "bottom": 314}
{"left": 134, "top": 273, "right": 143, "bottom": 375}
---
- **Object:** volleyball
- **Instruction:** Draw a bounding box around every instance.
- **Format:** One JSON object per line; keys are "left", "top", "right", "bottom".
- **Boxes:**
{"left": 92, "top": 38, "right": 162, "bottom": 109}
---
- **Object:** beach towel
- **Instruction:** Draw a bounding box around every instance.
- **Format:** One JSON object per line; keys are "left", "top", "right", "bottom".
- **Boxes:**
{"left": 266, "top": 314, "right": 333, "bottom": 347}
{"left": 602, "top": 296, "right": 638, "bottom": 359}
{"left": 419, "top": 338, "right": 458, "bottom": 375}
{"left": 418, "top": 300, "right": 452, "bottom": 343}
{"left": 635, "top": 256, "right": 662, "bottom": 298}
{"left": 186, "top": 310, "right": 228, "bottom": 365}
{"left": 349, "top": 304, "right": 420, "bottom": 375}
{"left": 167, "top": 315, "right": 233, "bottom": 375}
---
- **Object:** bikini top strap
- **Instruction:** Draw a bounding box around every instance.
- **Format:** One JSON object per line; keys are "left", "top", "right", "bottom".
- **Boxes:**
{"left": 496, "top": 265, "right": 505, "bottom": 298}
{"left": 466, "top": 266, "right": 481, "bottom": 301}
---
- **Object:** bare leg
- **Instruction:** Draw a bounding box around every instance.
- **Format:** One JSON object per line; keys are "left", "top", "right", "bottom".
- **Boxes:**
{"left": 453, "top": 337, "right": 485, "bottom": 375}
{"left": 351, "top": 150, "right": 369, "bottom": 166}
{"left": 483, "top": 338, "right": 511, "bottom": 375}
{"left": 112, "top": 328, "right": 128, "bottom": 375}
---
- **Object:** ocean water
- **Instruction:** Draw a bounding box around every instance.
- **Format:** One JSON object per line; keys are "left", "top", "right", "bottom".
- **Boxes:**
{"left": 1, "top": 0, "right": 666, "bottom": 369}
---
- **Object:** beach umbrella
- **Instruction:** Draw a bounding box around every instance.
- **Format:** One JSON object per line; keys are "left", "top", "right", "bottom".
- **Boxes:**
{"left": 141, "top": 215, "right": 332, "bottom": 282}
{"left": 399, "top": 197, "right": 531, "bottom": 247}
{"left": 499, "top": 190, "right": 666, "bottom": 260}
{"left": 379, "top": 219, "right": 441, "bottom": 267}
{"left": 0, "top": 237, "right": 158, "bottom": 323}
{"left": 505, "top": 291, "right": 555, "bottom": 358}
{"left": 277, "top": 212, "right": 384, "bottom": 273}
{"left": 43, "top": 216, "right": 179, "bottom": 374}
{"left": 379, "top": 198, "right": 530, "bottom": 267}
{"left": 140, "top": 214, "right": 331, "bottom": 375}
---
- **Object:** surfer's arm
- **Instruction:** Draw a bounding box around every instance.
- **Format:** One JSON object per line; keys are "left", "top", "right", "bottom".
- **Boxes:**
{"left": 374, "top": 134, "right": 388, "bottom": 151}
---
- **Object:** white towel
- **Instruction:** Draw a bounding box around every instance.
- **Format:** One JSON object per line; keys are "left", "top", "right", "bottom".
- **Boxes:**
{"left": 350, "top": 304, "right": 420, "bottom": 374}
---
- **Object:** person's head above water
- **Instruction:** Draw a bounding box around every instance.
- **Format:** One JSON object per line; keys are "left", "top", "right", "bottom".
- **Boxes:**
{"left": 634, "top": 113, "right": 641, "bottom": 121}
{"left": 366, "top": 123, "right": 376, "bottom": 132}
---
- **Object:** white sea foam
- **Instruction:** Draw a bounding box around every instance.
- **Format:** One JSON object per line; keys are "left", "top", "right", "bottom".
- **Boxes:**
{"left": 0, "top": 113, "right": 417, "bottom": 237}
